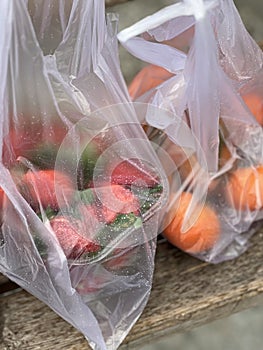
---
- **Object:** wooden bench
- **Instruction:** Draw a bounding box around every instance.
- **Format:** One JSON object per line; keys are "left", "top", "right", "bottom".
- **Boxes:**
{"left": 1, "top": 1, "right": 263, "bottom": 349}
{"left": 1, "top": 228, "right": 263, "bottom": 349}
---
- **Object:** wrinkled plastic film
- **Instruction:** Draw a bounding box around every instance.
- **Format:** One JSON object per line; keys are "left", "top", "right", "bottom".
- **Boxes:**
{"left": 0, "top": 1, "right": 169, "bottom": 349}
{"left": 214, "top": 0, "right": 263, "bottom": 81}
{"left": 119, "top": 0, "right": 263, "bottom": 263}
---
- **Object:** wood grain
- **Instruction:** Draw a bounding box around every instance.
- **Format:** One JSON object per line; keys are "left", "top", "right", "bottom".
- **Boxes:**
{"left": 1, "top": 40, "right": 263, "bottom": 350}
{"left": 105, "top": 0, "right": 133, "bottom": 7}
{"left": 0, "top": 275, "right": 9, "bottom": 286}
{"left": 0, "top": 275, "right": 18, "bottom": 295}
{"left": 1, "top": 229, "right": 263, "bottom": 350}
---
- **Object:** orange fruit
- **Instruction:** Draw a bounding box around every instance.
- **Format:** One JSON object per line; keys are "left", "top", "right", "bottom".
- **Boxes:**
{"left": 225, "top": 166, "right": 263, "bottom": 211}
{"left": 163, "top": 192, "right": 220, "bottom": 253}
{"left": 242, "top": 92, "right": 263, "bottom": 125}
{"left": 159, "top": 136, "right": 199, "bottom": 181}
{"left": 128, "top": 64, "right": 174, "bottom": 100}
{"left": 219, "top": 143, "right": 232, "bottom": 168}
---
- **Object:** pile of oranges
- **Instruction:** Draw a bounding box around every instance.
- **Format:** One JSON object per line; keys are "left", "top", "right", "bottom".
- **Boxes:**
{"left": 129, "top": 64, "right": 263, "bottom": 255}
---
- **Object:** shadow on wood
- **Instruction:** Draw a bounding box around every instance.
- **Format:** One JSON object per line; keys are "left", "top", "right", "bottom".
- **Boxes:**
{"left": 1, "top": 229, "right": 263, "bottom": 349}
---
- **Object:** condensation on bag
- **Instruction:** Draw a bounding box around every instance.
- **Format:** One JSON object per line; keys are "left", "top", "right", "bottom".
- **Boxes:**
{"left": 118, "top": 0, "right": 263, "bottom": 263}
{"left": 0, "top": 1, "right": 169, "bottom": 349}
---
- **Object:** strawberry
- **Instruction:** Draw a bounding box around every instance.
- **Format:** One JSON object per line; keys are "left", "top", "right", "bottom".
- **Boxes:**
{"left": 0, "top": 188, "right": 5, "bottom": 209}
{"left": 3, "top": 122, "right": 68, "bottom": 168}
{"left": 50, "top": 216, "right": 100, "bottom": 259}
{"left": 3, "top": 128, "right": 39, "bottom": 167}
{"left": 98, "top": 204, "right": 117, "bottom": 224}
{"left": 19, "top": 169, "right": 74, "bottom": 212}
{"left": 78, "top": 188, "right": 117, "bottom": 224}
{"left": 93, "top": 184, "right": 140, "bottom": 215}
{"left": 109, "top": 159, "right": 159, "bottom": 187}
{"left": 103, "top": 247, "right": 136, "bottom": 271}
{"left": 77, "top": 204, "right": 102, "bottom": 232}
{"left": 76, "top": 274, "right": 108, "bottom": 295}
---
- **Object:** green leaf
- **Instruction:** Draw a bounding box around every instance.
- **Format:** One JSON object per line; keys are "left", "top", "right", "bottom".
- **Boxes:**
{"left": 77, "top": 188, "right": 95, "bottom": 204}
{"left": 33, "top": 235, "right": 48, "bottom": 259}
{"left": 132, "top": 184, "right": 163, "bottom": 215}
{"left": 96, "top": 213, "right": 141, "bottom": 247}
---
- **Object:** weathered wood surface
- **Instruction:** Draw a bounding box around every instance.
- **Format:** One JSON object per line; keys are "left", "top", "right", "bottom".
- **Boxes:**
{"left": 0, "top": 275, "right": 8, "bottom": 286}
{"left": 1, "top": 229, "right": 263, "bottom": 350}
{"left": 0, "top": 2, "right": 262, "bottom": 348}
{"left": 0, "top": 275, "right": 19, "bottom": 295}
{"left": 105, "top": 0, "right": 133, "bottom": 7}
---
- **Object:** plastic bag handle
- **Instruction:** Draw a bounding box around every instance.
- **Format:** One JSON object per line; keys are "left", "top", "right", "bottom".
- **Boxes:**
{"left": 117, "top": 1, "right": 217, "bottom": 73}
{"left": 118, "top": 1, "right": 218, "bottom": 43}
{"left": 121, "top": 37, "right": 187, "bottom": 73}
{"left": 118, "top": 3, "right": 190, "bottom": 72}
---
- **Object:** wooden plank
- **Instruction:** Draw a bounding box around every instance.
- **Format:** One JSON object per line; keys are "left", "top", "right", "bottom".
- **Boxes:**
{"left": 0, "top": 275, "right": 19, "bottom": 295}
{"left": 1, "top": 229, "right": 263, "bottom": 349}
{"left": 1, "top": 42, "right": 263, "bottom": 350}
{"left": 0, "top": 275, "right": 9, "bottom": 286}
{"left": 105, "top": 0, "right": 133, "bottom": 7}
{"left": 124, "top": 232, "right": 263, "bottom": 348}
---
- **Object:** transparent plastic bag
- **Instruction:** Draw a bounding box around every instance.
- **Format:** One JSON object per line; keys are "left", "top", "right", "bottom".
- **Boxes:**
{"left": 118, "top": 0, "right": 263, "bottom": 263}
{"left": 0, "top": 1, "right": 168, "bottom": 349}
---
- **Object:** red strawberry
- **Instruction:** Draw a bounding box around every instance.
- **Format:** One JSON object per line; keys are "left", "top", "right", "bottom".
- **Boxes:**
{"left": 78, "top": 199, "right": 117, "bottom": 225}
{"left": 19, "top": 169, "right": 74, "bottom": 211}
{"left": 44, "top": 122, "right": 68, "bottom": 145}
{"left": 94, "top": 184, "right": 140, "bottom": 215}
{"left": 0, "top": 188, "right": 5, "bottom": 209}
{"left": 50, "top": 216, "right": 100, "bottom": 259}
{"left": 3, "top": 128, "right": 39, "bottom": 167}
{"left": 77, "top": 204, "right": 103, "bottom": 231}
{"left": 110, "top": 159, "right": 159, "bottom": 187}
{"left": 76, "top": 274, "right": 108, "bottom": 295}
{"left": 103, "top": 247, "right": 136, "bottom": 271}
{"left": 99, "top": 204, "right": 117, "bottom": 223}
{"left": 3, "top": 123, "right": 68, "bottom": 168}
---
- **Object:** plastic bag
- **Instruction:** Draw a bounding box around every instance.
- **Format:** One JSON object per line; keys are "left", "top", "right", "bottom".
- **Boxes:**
{"left": 0, "top": 1, "right": 168, "bottom": 349}
{"left": 118, "top": 0, "right": 263, "bottom": 263}
{"left": 129, "top": 64, "right": 174, "bottom": 100}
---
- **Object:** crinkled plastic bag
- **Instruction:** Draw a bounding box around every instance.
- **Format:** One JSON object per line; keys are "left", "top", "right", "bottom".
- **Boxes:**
{"left": 0, "top": 1, "right": 168, "bottom": 349}
{"left": 118, "top": 0, "right": 263, "bottom": 263}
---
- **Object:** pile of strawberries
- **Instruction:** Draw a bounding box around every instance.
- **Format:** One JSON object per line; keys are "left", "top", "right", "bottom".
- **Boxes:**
{"left": 1, "top": 124, "right": 163, "bottom": 263}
